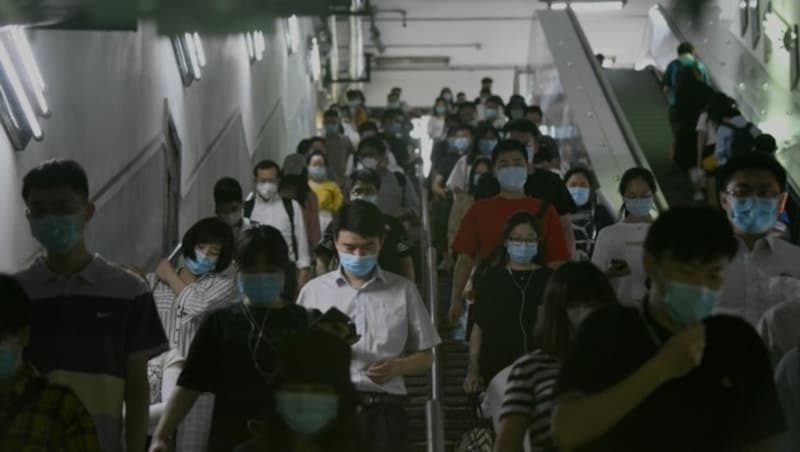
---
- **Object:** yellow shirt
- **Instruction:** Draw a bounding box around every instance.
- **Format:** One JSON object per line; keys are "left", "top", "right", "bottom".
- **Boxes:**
{"left": 309, "top": 179, "right": 344, "bottom": 213}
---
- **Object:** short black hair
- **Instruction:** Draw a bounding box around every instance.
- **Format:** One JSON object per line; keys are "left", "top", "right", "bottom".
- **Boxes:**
{"left": 458, "top": 102, "right": 477, "bottom": 113}
{"left": 358, "top": 121, "right": 379, "bottom": 135}
{"left": 323, "top": 109, "right": 340, "bottom": 120}
{"left": 447, "top": 124, "right": 474, "bottom": 137}
{"left": 350, "top": 169, "right": 382, "bottom": 191}
{"left": 645, "top": 204, "right": 737, "bottom": 264}
{"left": 332, "top": 200, "right": 386, "bottom": 240}
{"left": 297, "top": 137, "right": 325, "bottom": 156}
{"left": 717, "top": 152, "right": 788, "bottom": 193}
{"left": 754, "top": 134, "right": 777, "bottom": 155}
{"left": 677, "top": 41, "right": 695, "bottom": 55}
{"left": 22, "top": 159, "right": 89, "bottom": 201}
{"left": 503, "top": 119, "right": 541, "bottom": 139}
{"left": 619, "top": 167, "right": 657, "bottom": 196}
{"left": 181, "top": 218, "right": 235, "bottom": 273}
{"left": 479, "top": 88, "right": 491, "bottom": 95}
{"left": 491, "top": 139, "right": 528, "bottom": 163}
{"left": 533, "top": 136, "right": 559, "bottom": 163}
{"left": 481, "top": 77, "right": 493, "bottom": 84}
{"left": 357, "top": 136, "right": 387, "bottom": 155}
{"left": 214, "top": 177, "right": 244, "bottom": 205}
{"left": 253, "top": 160, "right": 282, "bottom": 179}
{"left": 0, "top": 274, "right": 31, "bottom": 339}
{"left": 486, "top": 95, "right": 504, "bottom": 107}
{"left": 238, "top": 225, "right": 290, "bottom": 270}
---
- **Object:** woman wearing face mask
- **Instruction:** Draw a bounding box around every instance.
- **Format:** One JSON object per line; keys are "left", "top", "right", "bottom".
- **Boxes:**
{"left": 148, "top": 217, "right": 237, "bottom": 451}
{"left": 149, "top": 226, "right": 314, "bottom": 452}
{"left": 446, "top": 124, "right": 499, "bottom": 205}
{"left": 463, "top": 212, "right": 554, "bottom": 395}
{"left": 447, "top": 157, "right": 493, "bottom": 264}
{"left": 563, "top": 167, "right": 615, "bottom": 261}
{"left": 440, "top": 87, "right": 454, "bottom": 106}
{"left": 428, "top": 97, "right": 450, "bottom": 141}
{"left": 494, "top": 261, "right": 618, "bottom": 452}
{"left": 307, "top": 151, "right": 344, "bottom": 233}
{"left": 591, "top": 167, "right": 657, "bottom": 307}
{"left": 236, "top": 329, "right": 368, "bottom": 452}
{"left": 345, "top": 90, "right": 369, "bottom": 127}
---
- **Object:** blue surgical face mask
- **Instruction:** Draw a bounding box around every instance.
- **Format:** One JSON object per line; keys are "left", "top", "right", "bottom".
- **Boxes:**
{"left": 624, "top": 196, "right": 653, "bottom": 217}
{"left": 496, "top": 166, "right": 528, "bottom": 192}
{"left": 507, "top": 240, "right": 538, "bottom": 264}
{"left": 308, "top": 166, "right": 327, "bottom": 180}
{"left": 510, "top": 109, "right": 524, "bottom": 120}
{"left": 360, "top": 157, "right": 379, "bottom": 170}
{"left": 29, "top": 214, "right": 84, "bottom": 255}
{"left": 448, "top": 137, "right": 470, "bottom": 153}
{"left": 661, "top": 280, "right": 718, "bottom": 329}
{"left": 478, "top": 139, "right": 497, "bottom": 156}
{"left": 185, "top": 249, "right": 218, "bottom": 276}
{"left": 435, "top": 105, "right": 447, "bottom": 115}
{"left": 728, "top": 196, "right": 779, "bottom": 235}
{"left": 0, "top": 343, "right": 19, "bottom": 380}
{"left": 276, "top": 391, "right": 339, "bottom": 435}
{"left": 569, "top": 187, "right": 591, "bottom": 207}
{"left": 484, "top": 109, "right": 498, "bottom": 120}
{"left": 338, "top": 252, "right": 378, "bottom": 277}
{"left": 324, "top": 123, "right": 339, "bottom": 136}
{"left": 442, "top": 93, "right": 453, "bottom": 102}
{"left": 238, "top": 273, "right": 284, "bottom": 306}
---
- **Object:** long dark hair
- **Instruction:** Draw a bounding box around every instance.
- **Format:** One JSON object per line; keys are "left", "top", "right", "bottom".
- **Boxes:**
{"left": 468, "top": 157, "right": 493, "bottom": 195}
{"left": 467, "top": 123, "right": 501, "bottom": 164}
{"left": 563, "top": 166, "right": 599, "bottom": 211}
{"left": 532, "top": 261, "right": 618, "bottom": 359}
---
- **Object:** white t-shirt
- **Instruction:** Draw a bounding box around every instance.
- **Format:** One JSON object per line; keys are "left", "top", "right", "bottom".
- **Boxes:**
{"left": 446, "top": 155, "right": 470, "bottom": 192}
{"left": 591, "top": 222, "right": 651, "bottom": 307}
{"left": 696, "top": 112, "right": 717, "bottom": 145}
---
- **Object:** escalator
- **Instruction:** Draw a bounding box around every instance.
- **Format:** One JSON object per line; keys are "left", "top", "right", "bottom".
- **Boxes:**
{"left": 604, "top": 68, "right": 696, "bottom": 206}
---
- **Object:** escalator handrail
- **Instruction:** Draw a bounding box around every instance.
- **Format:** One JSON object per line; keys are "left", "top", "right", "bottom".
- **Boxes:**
{"left": 564, "top": 7, "right": 670, "bottom": 213}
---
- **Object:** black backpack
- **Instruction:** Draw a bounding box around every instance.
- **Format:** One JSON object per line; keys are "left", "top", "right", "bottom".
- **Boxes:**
{"left": 722, "top": 121, "right": 759, "bottom": 159}
{"left": 244, "top": 196, "right": 298, "bottom": 260}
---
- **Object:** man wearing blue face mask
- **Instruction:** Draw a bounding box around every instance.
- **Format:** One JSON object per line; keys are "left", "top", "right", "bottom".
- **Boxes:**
{"left": 552, "top": 205, "right": 786, "bottom": 452}
{"left": 150, "top": 226, "right": 319, "bottom": 452}
{"left": 16, "top": 160, "right": 168, "bottom": 452}
{"left": 321, "top": 109, "right": 356, "bottom": 188}
{"left": 715, "top": 153, "right": 800, "bottom": 327}
{"left": 298, "top": 201, "right": 441, "bottom": 452}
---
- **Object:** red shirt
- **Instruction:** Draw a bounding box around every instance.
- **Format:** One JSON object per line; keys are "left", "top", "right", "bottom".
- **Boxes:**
{"left": 452, "top": 196, "right": 569, "bottom": 263}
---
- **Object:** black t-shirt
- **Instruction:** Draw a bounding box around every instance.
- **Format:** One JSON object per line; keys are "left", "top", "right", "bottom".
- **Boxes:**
{"left": 571, "top": 202, "right": 616, "bottom": 259}
{"left": 178, "top": 303, "right": 313, "bottom": 451}
{"left": 433, "top": 151, "right": 462, "bottom": 182}
{"left": 556, "top": 303, "right": 786, "bottom": 452}
{"left": 315, "top": 214, "right": 414, "bottom": 276}
{"left": 473, "top": 266, "right": 553, "bottom": 384}
{"left": 524, "top": 171, "right": 576, "bottom": 215}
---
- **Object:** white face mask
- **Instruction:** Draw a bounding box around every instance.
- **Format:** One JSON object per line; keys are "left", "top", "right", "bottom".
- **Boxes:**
{"left": 256, "top": 182, "right": 278, "bottom": 200}
{"left": 220, "top": 210, "right": 243, "bottom": 227}
{"left": 361, "top": 158, "right": 379, "bottom": 170}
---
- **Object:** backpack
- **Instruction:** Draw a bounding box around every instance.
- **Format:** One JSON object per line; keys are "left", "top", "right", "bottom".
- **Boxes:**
{"left": 244, "top": 196, "right": 299, "bottom": 261}
{"left": 722, "top": 121, "right": 759, "bottom": 159}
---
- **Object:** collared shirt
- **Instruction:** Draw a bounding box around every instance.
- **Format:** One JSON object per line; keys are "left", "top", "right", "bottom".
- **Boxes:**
{"left": 145, "top": 271, "right": 238, "bottom": 359}
{"left": 296, "top": 268, "right": 441, "bottom": 395}
{"left": 0, "top": 364, "right": 101, "bottom": 452}
{"left": 249, "top": 195, "right": 311, "bottom": 268}
{"left": 15, "top": 255, "right": 168, "bottom": 452}
{"left": 716, "top": 236, "right": 800, "bottom": 326}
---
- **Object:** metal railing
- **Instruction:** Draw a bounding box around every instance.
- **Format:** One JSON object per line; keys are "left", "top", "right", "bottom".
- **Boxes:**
{"left": 416, "top": 162, "right": 445, "bottom": 452}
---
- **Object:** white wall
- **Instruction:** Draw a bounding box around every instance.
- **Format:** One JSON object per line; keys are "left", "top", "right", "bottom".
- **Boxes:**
{"left": 0, "top": 19, "right": 317, "bottom": 272}
{"left": 576, "top": 14, "right": 648, "bottom": 67}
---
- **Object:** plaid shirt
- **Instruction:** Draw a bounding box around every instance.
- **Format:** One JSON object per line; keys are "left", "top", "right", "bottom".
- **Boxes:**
{"left": 0, "top": 364, "right": 101, "bottom": 451}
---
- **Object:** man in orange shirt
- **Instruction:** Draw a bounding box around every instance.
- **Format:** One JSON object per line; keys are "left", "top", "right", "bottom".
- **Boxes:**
{"left": 448, "top": 140, "right": 569, "bottom": 323}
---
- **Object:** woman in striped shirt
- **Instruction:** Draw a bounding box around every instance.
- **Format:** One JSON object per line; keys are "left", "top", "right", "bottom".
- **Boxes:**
{"left": 147, "top": 217, "right": 238, "bottom": 451}
{"left": 494, "top": 261, "right": 618, "bottom": 452}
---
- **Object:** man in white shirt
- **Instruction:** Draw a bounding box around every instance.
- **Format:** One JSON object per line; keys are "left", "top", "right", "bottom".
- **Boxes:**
{"left": 715, "top": 153, "right": 800, "bottom": 326}
{"left": 297, "top": 200, "right": 441, "bottom": 452}
{"left": 245, "top": 160, "right": 311, "bottom": 288}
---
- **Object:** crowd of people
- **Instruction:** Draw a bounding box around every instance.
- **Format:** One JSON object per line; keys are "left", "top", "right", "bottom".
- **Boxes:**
{"left": 1, "top": 55, "right": 799, "bottom": 452}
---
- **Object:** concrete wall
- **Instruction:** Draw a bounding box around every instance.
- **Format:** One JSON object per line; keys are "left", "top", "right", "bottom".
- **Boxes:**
{"left": 0, "top": 19, "right": 317, "bottom": 272}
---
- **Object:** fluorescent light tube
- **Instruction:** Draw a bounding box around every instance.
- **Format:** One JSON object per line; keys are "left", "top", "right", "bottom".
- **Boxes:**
{"left": 0, "top": 41, "right": 42, "bottom": 139}
{"left": 9, "top": 26, "right": 48, "bottom": 116}
{"left": 192, "top": 32, "right": 206, "bottom": 68}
